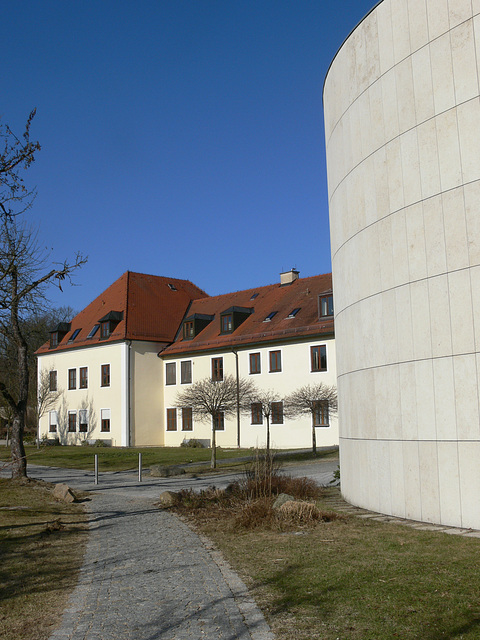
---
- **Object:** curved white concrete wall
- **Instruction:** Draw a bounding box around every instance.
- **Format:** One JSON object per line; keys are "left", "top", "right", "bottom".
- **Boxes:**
{"left": 324, "top": 0, "right": 480, "bottom": 529}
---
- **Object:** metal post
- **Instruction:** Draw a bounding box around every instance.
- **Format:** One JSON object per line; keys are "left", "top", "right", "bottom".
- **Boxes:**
{"left": 138, "top": 452, "right": 142, "bottom": 482}
{"left": 94, "top": 454, "right": 99, "bottom": 485}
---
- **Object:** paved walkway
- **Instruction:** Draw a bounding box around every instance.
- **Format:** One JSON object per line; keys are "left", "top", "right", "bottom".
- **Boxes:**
{"left": 42, "top": 470, "right": 279, "bottom": 640}
{"left": 48, "top": 490, "right": 273, "bottom": 640}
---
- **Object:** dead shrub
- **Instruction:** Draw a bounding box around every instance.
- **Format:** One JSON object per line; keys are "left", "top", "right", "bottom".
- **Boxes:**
{"left": 233, "top": 498, "right": 276, "bottom": 530}
{"left": 278, "top": 501, "right": 343, "bottom": 525}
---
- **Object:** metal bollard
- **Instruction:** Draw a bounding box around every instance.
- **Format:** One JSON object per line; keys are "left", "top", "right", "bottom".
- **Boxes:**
{"left": 138, "top": 452, "right": 142, "bottom": 482}
{"left": 94, "top": 454, "right": 99, "bottom": 485}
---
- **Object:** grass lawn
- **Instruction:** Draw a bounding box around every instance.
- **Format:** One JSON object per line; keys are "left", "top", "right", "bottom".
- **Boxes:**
{"left": 0, "top": 443, "right": 258, "bottom": 472}
{"left": 0, "top": 478, "right": 88, "bottom": 640}
{"left": 175, "top": 486, "right": 480, "bottom": 640}
{"left": 0, "top": 444, "right": 334, "bottom": 472}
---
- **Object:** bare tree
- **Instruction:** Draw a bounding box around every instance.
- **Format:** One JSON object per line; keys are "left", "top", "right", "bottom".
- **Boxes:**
{"left": 175, "top": 374, "right": 254, "bottom": 469}
{"left": 248, "top": 388, "right": 282, "bottom": 451}
{"left": 0, "top": 113, "right": 86, "bottom": 478}
{"left": 285, "top": 383, "right": 338, "bottom": 456}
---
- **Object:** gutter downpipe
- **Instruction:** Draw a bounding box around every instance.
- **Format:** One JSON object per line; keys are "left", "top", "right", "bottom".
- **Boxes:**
{"left": 232, "top": 348, "right": 240, "bottom": 448}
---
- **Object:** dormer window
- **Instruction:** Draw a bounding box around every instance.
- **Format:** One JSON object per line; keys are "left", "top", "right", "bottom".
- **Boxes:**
{"left": 287, "top": 308, "right": 301, "bottom": 319}
{"left": 182, "top": 314, "right": 214, "bottom": 340}
{"left": 221, "top": 314, "right": 233, "bottom": 334}
{"left": 219, "top": 307, "right": 253, "bottom": 334}
{"left": 319, "top": 295, "right": 334, "bottom": 318}
{"left": 101, "top": 322, "right": 110, "bottom": 339}
{"left": 263, "top": 311, "right": 277, "bottom": 322}
{"left": 49, "top": 322, "right": 71, "bottom": 348}
{"left": 183, "top": 321, "right": 194, "bottom": 340}
{"left": 98, "top": 311, "right": 123, "bottom": 340}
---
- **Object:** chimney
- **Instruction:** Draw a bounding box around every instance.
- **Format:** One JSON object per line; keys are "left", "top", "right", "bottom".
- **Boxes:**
{"left": 280, "top": 269, "right": 299, "bottom": 286}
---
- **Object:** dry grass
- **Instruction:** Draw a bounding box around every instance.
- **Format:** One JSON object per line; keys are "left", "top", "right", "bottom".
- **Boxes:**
{"left": 0, "top": 478, "right": 88, "bottom": 640}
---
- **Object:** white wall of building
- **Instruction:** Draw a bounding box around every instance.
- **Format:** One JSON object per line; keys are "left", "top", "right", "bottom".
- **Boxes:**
{"left": 162, "top": 337, "right": 338, "bottom": 450}
{"left": 38, "top": 343, "right": 125, "bottom": 446}
{"left": 324, "top": 0, "right": 480, "bottom": 528}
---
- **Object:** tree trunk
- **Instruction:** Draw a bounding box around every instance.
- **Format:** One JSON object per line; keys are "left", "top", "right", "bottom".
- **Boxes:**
{"left": 11, "top": 410, "right": 27, "bottom": 477}
{"left": 266, "top": 416, "right": 270, "bottom": 452}
{"left": 312, "top": 420, "right": 317, "bottom": 457}
{"left": 211, "top": 420, "right": 217, "bottom": 469}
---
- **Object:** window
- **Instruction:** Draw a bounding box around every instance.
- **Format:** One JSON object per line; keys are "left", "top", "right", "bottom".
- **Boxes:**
{"left": 166, "top": 408, "right": 177, "bottom": 431}
{"left": 313, "top": 401, "right": 329, "bottom": 427}
{"left": 165, "top": 363, "right": 176, "bottom": 385}
{"left": 168, "top": 283, "right": 177, "bottom": 291}
{"left": 182, "top": 407, "right": 193, "bottom": 431}
{"left": 87, "top": 324, "right": 100, "bottom": 339}
{"left": 269, "top": 350, "right": 282, "bottom": 372}
{"left": 251, "top": 403, "right": 263, "bottom": 424}
{"left": 319, "top": 294, "right": 334, "bottom": 318}
{"left": 249, "top": 353, "right": 261, "bottom": 374}
{"left": 287, "top": 307, "right": 301, "bottom": 318}
{"left": 311, "top": 345, "right": 327, "bottom": 372}
{"left": 250, "top": 293, "right": 259, "bottom": 300}
{"left": 68, "top": 411, "right": 76, "bottom": 432}
{"left": 101, "top": 364, "right": 110, "bottom": 387}
{"left": 50, "top": 332, "right": 58, "bottom": 348}
{"left": 49, "top": 410, "right": 57, "bottom": 433}
{"left": 68, "top": 328, "right": 81, "bottom": 343}
{"left": 79, "top": 409, "right": 88, "bottom": 432}
{"left": 68, "top": 368, "right": 76, "bottom": 390}
{"left": 264, "top": 311, "right": 277, "bottom": 322}
{"left": 49, "top": 370, "right": 57, "bottom": 392}
{"left": 80, "top": 367, "right": 88, "bottom": 389}
{"left": 212, "top": 357, "right": 223, "bottom": 381}
{"left": 221, "top": 314, "right": 233, "bottom": 334}
{"left": 213, "top": 412, "right": 224, "bottom": 431}
{"left": 101, "top": 408, "right": 111, "bottom": 432}
{"left": 101, "top": 321, "right": 110, "bottom": 339}
{"left": 181, "top": 361, "right": 192, "bottom": 384}
{"left": 183, "top": 321, "right": 194, "bottom": 340}
{"left": 271, "top": 402, "right": 284, "bottom": 424}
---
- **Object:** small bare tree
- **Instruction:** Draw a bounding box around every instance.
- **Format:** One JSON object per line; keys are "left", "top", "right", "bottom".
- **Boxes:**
{"left": 285, "top": 383, "right": 338, "bottom": 456}
{"left": 37, "top": 369, "right": 62, "bottom": 422}
{"left": 175, "top": 374, "right": 254, "bottom": 469}
{"left": 248, "top": 388, "right": 282, "bottom": 451}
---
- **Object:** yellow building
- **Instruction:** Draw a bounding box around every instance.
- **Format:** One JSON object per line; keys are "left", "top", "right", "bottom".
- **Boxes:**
{"left": 37, "top": 269, "right": 337, "bottom": 449}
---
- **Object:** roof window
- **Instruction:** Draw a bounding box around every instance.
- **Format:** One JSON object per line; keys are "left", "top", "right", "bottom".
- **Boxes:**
{"left": 68, "top": 328, "right": 81, "bottom": 343}
{"left": 263, "top": 311, "right": 277, "bottom": 323}
{"left": 168, "top": 283, "right": 177, "bottom": 291}
{"left": 250, "top": 293, "right": 259, "bottom": 300}
{"left": 86, "top": 324, "right": 100, "bottom": 339}
{"left": 287, "top": 308, "right": 301, "bottom": 319}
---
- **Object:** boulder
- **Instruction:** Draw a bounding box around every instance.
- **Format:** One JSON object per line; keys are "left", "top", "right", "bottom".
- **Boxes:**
{"left": 150, "top": 464, "right": 185, "bottom": 477}
{"left": 273, "top": 493, "right": 295, "bottom": 510}
{"left": 52, "top": 483, "right": 77, "bottom": 503}
{"left": 157, "top": 490, "right": 179, "bottom": 507}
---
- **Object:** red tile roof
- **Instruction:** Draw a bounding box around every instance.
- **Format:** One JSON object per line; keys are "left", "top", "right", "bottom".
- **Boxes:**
{"left": 161, "top": 273, "right": 334, "bottom": 356}
{"left": 36, "top": 271, "right": 208, "bottom": 354}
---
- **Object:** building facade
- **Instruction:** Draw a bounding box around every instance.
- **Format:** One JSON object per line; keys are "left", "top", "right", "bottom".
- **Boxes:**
{"left": 37, "top": 270, "right": 337, "bottom": 450}
{"left": 324, "top": 0, "right": 480, "bottom": 528}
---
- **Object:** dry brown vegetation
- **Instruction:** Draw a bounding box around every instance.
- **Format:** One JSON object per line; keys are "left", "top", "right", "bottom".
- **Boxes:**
{"left": 0, "top": 477, "right": 88, "bottom": 640}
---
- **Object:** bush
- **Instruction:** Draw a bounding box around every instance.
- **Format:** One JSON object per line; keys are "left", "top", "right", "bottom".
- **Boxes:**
{"left": 94, "top": 439, "right": 108, "bottom": 447}
{"left": 180, "top": 438, "right": 205, "bottom": 448}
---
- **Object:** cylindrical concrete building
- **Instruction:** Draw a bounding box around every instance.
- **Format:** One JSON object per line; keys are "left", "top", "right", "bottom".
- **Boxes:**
{"left": 324, "top": 0, "right": 480, "bottom": 529}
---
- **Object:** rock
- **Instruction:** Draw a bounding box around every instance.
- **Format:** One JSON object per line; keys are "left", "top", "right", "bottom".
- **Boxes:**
{"left": 150, "top": 464, "right": 185, "bottom": 477}
{"left": 52, "top": 483, "right": 77, "bottom": 503}
{"left": 157, "top": 490, "right": 179, "bottom": 507}
{"left": 273, "top": 493, "right": 295, "bottom": 510}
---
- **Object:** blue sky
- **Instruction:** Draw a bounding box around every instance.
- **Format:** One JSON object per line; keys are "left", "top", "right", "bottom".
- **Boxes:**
{"left": 3, "top": 0, "right": 375, "bottom": 312}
